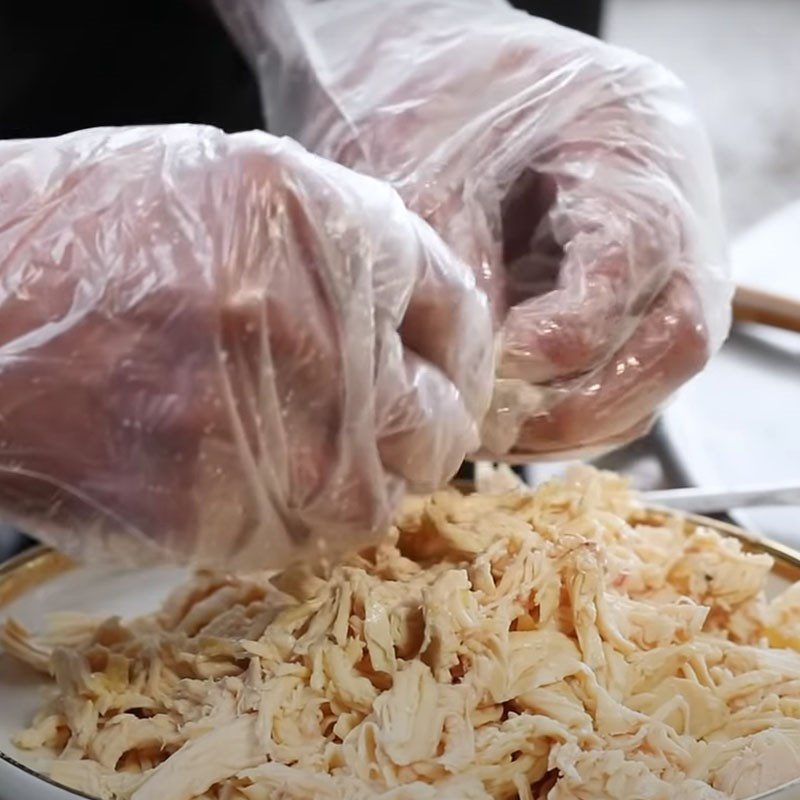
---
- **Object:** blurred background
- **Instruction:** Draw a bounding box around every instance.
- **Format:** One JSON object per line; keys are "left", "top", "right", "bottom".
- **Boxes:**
{"left": 608, "top": 0, "right": 800, "bottom": 235}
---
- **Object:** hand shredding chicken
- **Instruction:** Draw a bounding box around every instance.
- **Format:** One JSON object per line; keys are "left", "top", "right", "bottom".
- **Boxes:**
{"left": 4, "top": 467, "right": 800, "bottom": 800}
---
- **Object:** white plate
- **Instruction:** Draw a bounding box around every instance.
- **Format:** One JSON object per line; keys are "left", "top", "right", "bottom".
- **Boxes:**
{"left": 0, "top": 557, "right": 186, "bottom": 800}
{"left": 1, "top": 533, "right": 800, "bottom": 800}
{"left": 662, "top": 201, "right": 800, "bottom": 546}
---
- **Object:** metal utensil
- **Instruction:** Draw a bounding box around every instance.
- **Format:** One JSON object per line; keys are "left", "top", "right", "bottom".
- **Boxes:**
{"left": 643, "top": 484, "right": 800, "bottom": 515}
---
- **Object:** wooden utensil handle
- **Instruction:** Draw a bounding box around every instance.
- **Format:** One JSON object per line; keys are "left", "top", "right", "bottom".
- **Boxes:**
{"left": 733, "top": 285, "right": 800, "bottom": 334}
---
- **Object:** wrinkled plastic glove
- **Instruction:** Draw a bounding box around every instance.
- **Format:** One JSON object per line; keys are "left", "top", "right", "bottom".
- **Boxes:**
{"left": 217, "top": 0, "right": 731, "bottom": 458}
{"left": 0, "top": 125, "right": 493, "bottom": 567}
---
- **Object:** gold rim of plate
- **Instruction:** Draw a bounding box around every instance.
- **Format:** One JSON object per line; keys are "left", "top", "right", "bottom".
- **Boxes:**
{"left": 2, "top": 509, "right": 800, "bottom": 800}
{"left": 0, "top": 546, "right": 75, "bottom": 609}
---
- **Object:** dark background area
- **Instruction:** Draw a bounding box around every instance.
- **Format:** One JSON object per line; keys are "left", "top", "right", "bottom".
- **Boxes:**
{"left": 0, "top": 0, "right": 602, "bottom": 140}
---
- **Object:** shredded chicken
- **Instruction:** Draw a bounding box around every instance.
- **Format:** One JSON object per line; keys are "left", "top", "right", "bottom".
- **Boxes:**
{"left": 4, "top": 466, "right": 800, "bottom": 800}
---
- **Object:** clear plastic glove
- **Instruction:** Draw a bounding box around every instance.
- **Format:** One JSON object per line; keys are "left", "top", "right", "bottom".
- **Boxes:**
{"left": 217, "top": 0, "right": 731, "bottom": 458}
{"left": 0, "top": 125, "right": 493, "bottom": 567}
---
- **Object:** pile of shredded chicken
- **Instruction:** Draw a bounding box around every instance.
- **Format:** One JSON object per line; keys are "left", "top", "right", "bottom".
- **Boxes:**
{"left": 5, "top": 467, "right": 800, "bottom": 800}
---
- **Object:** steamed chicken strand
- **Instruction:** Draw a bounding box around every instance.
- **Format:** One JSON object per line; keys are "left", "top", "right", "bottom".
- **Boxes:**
{"left": 4, "top": 467, "right": 800, "bottom": 799}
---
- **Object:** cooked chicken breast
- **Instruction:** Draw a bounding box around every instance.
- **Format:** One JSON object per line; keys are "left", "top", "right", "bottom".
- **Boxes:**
{"left": 5, "top": 467, "right": 800, "bottom": 800}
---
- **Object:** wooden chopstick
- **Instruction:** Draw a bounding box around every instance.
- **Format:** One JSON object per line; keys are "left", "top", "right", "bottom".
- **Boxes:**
{"left": 733, "top": 284, "right": 800, "bottom": 334}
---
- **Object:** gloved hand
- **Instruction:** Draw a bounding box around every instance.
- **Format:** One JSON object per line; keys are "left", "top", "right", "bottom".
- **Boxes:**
{"left": 0, "top": 125, "right": 492, "bottom": 567}
{"left": 217, "top": 0, "right": 731, "bottom": 458}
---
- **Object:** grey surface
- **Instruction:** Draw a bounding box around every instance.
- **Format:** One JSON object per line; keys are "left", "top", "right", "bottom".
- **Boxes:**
{"left": 525, "top": 425, "right": 690, "bottom": 492}
{"left": 0, "top": 527, "right": 26, "bottom": 563}
{"left": 607, "top": 0, "right": 800, "bottom": 235}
